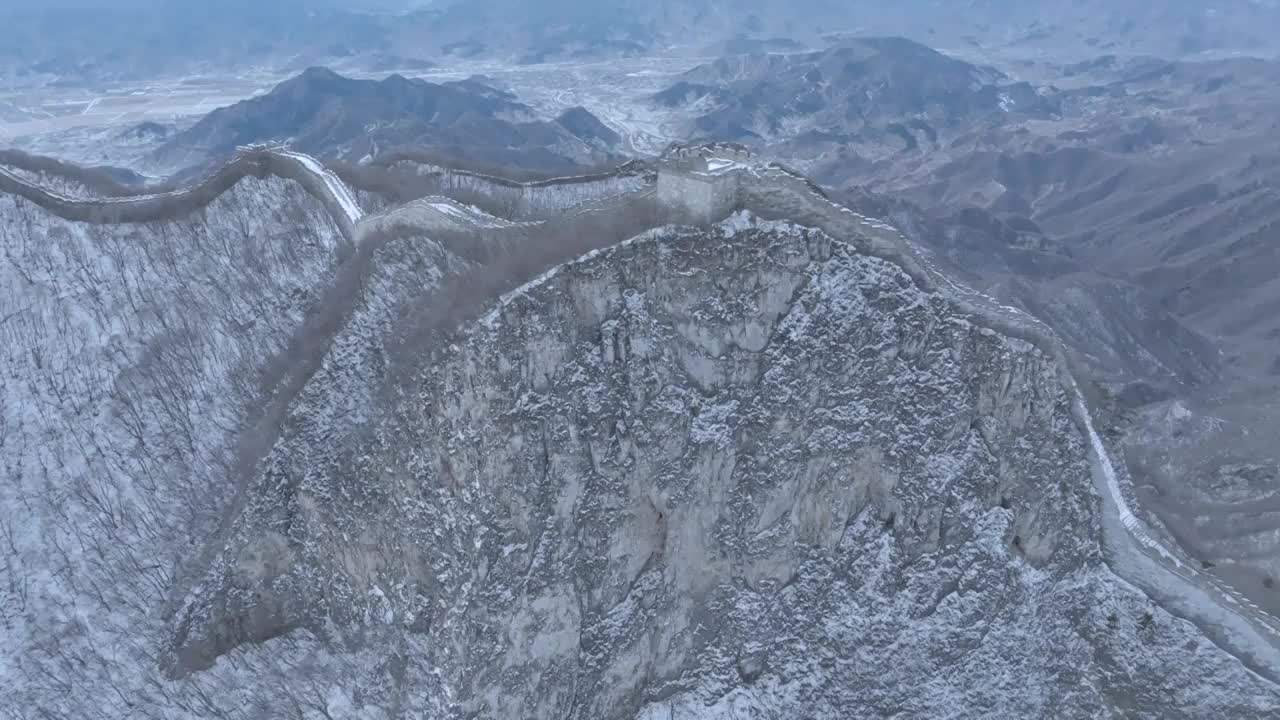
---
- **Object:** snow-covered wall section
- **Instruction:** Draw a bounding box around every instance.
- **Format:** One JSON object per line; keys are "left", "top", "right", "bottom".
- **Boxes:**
{"left": 0, "top": 148, "right": 363, "bottom": 244}
{"left": 388, "top": 159, "right": 653, "bottom": 217}
{"left": 357, "top": 195, "right": 532, "bottom": 238}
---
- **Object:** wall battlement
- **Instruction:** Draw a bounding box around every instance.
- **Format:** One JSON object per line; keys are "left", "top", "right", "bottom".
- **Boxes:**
{"left": 654, "top": 142, "right": 754, "bottom": 221}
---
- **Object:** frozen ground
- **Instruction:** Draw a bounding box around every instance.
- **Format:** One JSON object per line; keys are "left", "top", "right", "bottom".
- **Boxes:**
{"left": 0, "top": 74, "right": 273, "bottom": 142}
{"left": 4, "top": 119, "right": 200, "bottom": 175}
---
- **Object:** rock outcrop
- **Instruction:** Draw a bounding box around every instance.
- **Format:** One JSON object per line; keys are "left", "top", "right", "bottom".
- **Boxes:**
{"left": 168, "top": 213, "right": 1280, "bottom": 717}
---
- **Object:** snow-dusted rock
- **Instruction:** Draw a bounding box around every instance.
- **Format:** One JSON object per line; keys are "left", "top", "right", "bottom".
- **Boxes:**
{"left": 0, "top": 175, "right": 350, "bottom": 717}
{"left": 173, "top": 214, "right": 1280, "bottom": 717}
{"left": 3, "top": 143, "right": 1278, "bottom": 718}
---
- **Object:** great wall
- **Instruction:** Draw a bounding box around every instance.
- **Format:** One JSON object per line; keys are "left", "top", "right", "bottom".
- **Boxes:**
{"left": 369, "top": 152, "right": 656, "bottom": 218}
{"left": 0, "top": 145, "right": 364, "bottom": 244}
{"left": 3, "top": 140, "right": 1278, "bottom": 683}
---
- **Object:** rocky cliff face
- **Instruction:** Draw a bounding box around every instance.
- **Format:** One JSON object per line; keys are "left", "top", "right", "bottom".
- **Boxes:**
{"left": 168, "top": 212, "right": 1280, "bottom": 717}
{"left": 3, "top": 144, "right": 1278, "bottom": 717}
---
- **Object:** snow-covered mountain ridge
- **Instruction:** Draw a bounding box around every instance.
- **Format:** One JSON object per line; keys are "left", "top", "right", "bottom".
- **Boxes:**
{"left": 2, "top": 144, "right": 1278, "bottom": 717}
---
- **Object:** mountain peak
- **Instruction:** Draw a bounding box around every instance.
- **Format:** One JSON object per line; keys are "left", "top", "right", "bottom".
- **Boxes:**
{"left": 299, "top": 65, "right": 342, "bottom": 80}
{"left": 556, "top": 106, "right": 621, "bottom": 145}
{"left": 153, "top": 67, "right": 620, "bottom": 170}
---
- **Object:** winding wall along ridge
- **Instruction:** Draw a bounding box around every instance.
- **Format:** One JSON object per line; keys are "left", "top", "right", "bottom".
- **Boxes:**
{"left": 0, "top": 148, "right": 363, "bottom": 245}
{"left": 3, "top": 145, "right": 1277, "bottom": 684}
{"left": 376, "top": 150, "right": 651, "bottom": 189}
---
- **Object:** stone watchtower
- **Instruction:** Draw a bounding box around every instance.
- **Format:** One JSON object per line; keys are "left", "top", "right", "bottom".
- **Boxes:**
{"left": 656, "top": 142, "right": 753, "bottom": 222}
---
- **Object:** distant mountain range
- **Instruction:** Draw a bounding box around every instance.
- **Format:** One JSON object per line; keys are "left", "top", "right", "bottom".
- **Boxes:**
{"left": 153, "top": 67, "right": 621, "bottom": 171}
{"left": 0, "top": 1, "right": 391, "bottom": 86}
{"left": 655, "top": 38, "right": 1059, "bottom": 143}
{"left": 413, "top": 0, "right": 1280, "bottom": 63}
{"left": 6, "top": 0, "right": 1280, "bottom": 87}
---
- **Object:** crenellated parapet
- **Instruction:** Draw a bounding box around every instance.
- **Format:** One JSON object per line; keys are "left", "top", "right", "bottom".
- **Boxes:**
{"left": 369, "top": 154, "right": 656, "bottom": 218}
{"left": 654, "top": 142, "right": 753, "bottom": 222}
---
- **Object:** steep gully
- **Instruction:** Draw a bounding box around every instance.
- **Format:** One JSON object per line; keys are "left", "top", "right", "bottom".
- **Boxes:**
{"left": 1, "top": 146, "right": 1278, "bottom": 685}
